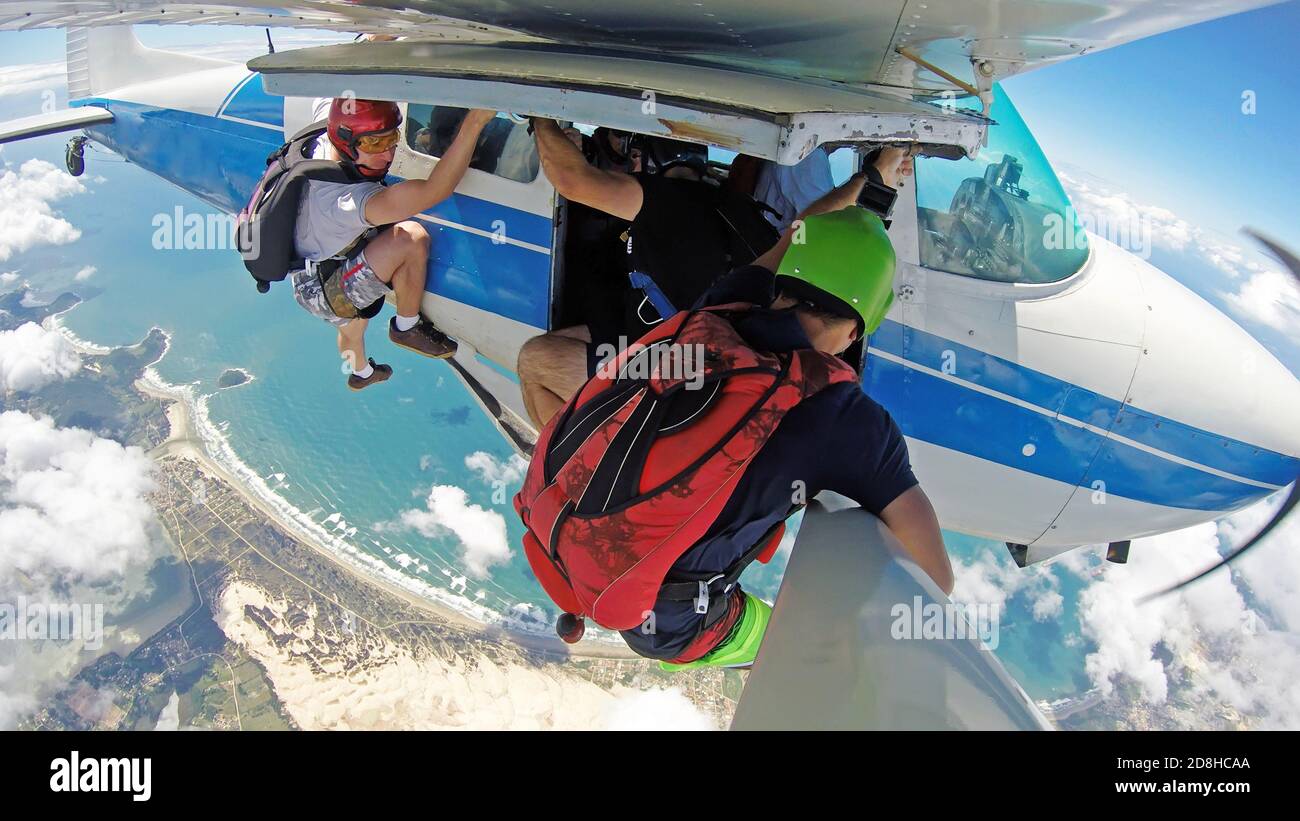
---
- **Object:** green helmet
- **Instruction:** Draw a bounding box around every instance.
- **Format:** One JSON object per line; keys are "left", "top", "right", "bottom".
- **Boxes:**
{"left": 776, "top": 207, "right": 897, "bottom": 335}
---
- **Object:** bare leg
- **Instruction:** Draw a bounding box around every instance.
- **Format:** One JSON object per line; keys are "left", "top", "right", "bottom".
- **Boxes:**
{"left": 358, "top": 220, "right": 456, "bottom": 359}
{"left": 357, "top": 220, "right": 430, "bottom": 317}
{"left": 337, "top": 317, "right": 368, "bottom": 373}
{"left": 518, "top": 325, "right": 592, "bottom": 428}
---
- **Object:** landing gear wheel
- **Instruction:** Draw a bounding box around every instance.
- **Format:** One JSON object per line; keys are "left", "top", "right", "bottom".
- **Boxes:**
{"left": 65, "top": 136, "right": 88, "bottom": 177}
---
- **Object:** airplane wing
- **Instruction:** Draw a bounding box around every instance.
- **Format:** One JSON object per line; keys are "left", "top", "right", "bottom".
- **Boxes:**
{"left": 0, "top": 1, "right": 1283, "bottom": 98}
{"left": 732, "top": 492, "right": 1050, "bottom": 730}
{"left": 0, "top": 106, "right": 112, "bottom": 144}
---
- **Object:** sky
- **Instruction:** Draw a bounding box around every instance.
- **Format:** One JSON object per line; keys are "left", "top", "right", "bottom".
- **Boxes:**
{"left": 1002, "top": 0, "right": 1300, "bottom": 251}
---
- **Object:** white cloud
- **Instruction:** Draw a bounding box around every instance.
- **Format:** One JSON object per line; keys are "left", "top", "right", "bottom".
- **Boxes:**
{"left": 0, "top": 322, "right": 81, "bottom": 392}
{"left": 0, "top": 159, "right": 85, "bottom": 262}
{"left": 1057, "top": 493, "right": 1300, "bottom": 727}
{"left": 1031, "top": 589, "right": 1064, "bottom": 621}
{"left": 0, "top": 411, "right": 159, "bottom": 729}
{"left": 73, "top": 265, "right": 96, "bottom": 282}
{"left": 399, "top": 485, "right": 512, "bottom": 578}
{"left": 1220, "top": 266, "right": 1300, "bottom": 336}
{"left": 0, "top": 412, "right": 156, "bottom": 584}
{"left": 465, "top": 450, "right": 528, "bottom": 486}
{"left": 1223, "top": 489, "right": 1300, "bottom": 632}
{"left": 0, "top": 272, "right": 18, "bottom": 286}
{"left": 1059, "top": 169, "right": 1300, "bottom": 338}
{"left": 154, "top": 692, "right": 180, "bottom": 731}
{"left": 602, "top": 686, "right": 719, "bottom": 730}
{"left": 1060, "top": 170, "right": 1198, "bottom": 256}
{"left": 0, "top": 664, "right": 31, "bottom": 731}
{"left": 0, "top": 62, "right": 64, "bottom": 99}
{"left": 951, "top": 548, "right": 1061, "bottom": 623}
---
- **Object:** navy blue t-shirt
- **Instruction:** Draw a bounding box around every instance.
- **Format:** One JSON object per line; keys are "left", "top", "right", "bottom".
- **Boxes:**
{"left": 620, "top": 265, "right": 917, "bottom": 659}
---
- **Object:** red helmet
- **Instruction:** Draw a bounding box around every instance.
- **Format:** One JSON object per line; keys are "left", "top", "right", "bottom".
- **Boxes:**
{"left": 327, "top": 98, "right": 402, "bottom": 178}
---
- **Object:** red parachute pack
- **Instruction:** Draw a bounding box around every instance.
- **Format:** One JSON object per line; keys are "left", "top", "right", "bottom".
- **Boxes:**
{"left": 513, "top": 304, "right": 857, "bottom": 641}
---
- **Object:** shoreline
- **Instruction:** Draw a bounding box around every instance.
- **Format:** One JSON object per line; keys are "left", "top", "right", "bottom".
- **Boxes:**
{"left": 133, "top": 370, "right": 637, "bottom": 661}
{"left": 45, "top": 312, "right": 115, "bottom": 355}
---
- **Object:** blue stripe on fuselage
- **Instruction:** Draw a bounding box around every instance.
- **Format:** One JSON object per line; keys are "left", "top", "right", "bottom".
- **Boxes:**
{"left": 69, "top": 96, "right": 550, "bottom": 329}
{"left": 865, "top": 319, "right": 1298, "bottom": 510}
{"left": 218, "top": 74, "right": 284, "bottom": 128}
{"left": 421, "top": 215, "right": 550, "bottom": 329}
{"left": 865, "top": 354, "right": 1268, "bottom": 510}
{"left": 72, "top": 97, "right": 280, "bottom": 214}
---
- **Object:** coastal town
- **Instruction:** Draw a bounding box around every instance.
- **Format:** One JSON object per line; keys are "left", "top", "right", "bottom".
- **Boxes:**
{"left": 21, "top": 373, "right": 742, "bottom": 729}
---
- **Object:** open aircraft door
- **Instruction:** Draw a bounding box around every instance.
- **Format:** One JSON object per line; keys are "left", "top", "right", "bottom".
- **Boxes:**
{"left": 250, "top": 39, "right": 989, "bottom": 453}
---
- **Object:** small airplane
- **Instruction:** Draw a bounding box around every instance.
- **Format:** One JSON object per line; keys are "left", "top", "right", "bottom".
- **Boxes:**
{"left": 1, "top": 0, "right": 1296, "bottom": 576}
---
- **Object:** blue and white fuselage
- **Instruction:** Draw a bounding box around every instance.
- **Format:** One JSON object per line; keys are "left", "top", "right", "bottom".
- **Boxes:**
{"left": 59, "top": 34, "right": 1300, "bottom": 563}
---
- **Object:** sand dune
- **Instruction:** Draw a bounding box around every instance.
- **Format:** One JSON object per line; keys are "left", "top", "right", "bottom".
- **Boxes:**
{"left": 217, "top": 581, "right": 714, "bottom": 731}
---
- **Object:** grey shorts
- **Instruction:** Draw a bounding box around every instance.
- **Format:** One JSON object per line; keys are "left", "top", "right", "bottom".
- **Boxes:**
{"left": 291, "top": 250, "right": 391, "bottom": 328}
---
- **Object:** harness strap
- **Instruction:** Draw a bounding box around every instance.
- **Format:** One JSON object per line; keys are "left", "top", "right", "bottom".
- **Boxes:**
{"left": 628, "top": 270, "right": 678, "bottom": 325}
{"left": 309, "top": 224, "right": 390, "bottom": 321}
{"left": 658, "top": 517, "right": 787, "bottom": 623}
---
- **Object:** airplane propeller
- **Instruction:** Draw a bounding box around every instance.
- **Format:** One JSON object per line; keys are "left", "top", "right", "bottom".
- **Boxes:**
{"left": 1140, "top": 230, "right": 1300, "bottom": 603}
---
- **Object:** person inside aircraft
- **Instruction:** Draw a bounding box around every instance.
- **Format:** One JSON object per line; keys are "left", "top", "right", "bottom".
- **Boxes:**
{"left": 289, "top": 97, "right": 495, "bottom": 389}
{"left": 515, "top": 173, "right": 952, "bottom": 670}
{"left": 551, "top": 126, "right": 640, "bottom": 398}
{"left": 754, "top": 145, "right": 915, "bottom": 231}
{"left": 413, "top": 126, "right": 433, "bottom": 155}
{"left": 517, "top": 118, "right": 780, "bottom": 426}
{"left": 576, "top": 126, "right": 641, "bottom": 173}
{"left": 408, "top": 105, "right": 540, "bottom": 181}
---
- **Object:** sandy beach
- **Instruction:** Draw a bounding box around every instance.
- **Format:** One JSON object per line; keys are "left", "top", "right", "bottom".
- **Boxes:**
{"left": 214, "top": 579, "right": 664, "bottom": 730}
{"left": 131, "top": 377, "right": 729, "bottom": 730}
{"left": 133, "top": 374, "right": 640, "bottom": 662}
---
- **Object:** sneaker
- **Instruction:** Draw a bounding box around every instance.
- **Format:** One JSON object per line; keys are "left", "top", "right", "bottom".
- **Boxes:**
{"left": 347, "top": 358, "right": 393, "bottom": 391}
{"left": 389, "top": 316, "right": 457, "bottom": 359}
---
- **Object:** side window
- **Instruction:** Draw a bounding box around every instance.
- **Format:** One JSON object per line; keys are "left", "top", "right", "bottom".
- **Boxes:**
{"left": 914, "top": 85, "right": 1088, "bottom": 284}
{"left": 405, "top": 104, "right": 539, "bottom": 183}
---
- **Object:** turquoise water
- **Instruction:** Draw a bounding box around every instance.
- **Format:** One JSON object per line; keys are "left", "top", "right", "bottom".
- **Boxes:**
{"left": 6, "top": 119, "right": 1094, "bottom": 700}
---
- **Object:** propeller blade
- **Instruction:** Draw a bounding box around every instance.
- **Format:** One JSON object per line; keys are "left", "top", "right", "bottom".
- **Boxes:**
{"left": 1140, "top": 229, "right": 1300, "bottom": 603}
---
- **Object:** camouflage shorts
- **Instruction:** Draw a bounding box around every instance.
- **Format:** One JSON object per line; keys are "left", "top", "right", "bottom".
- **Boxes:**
{"left": 291, "top": 250, "right": 391, "bottom": 328}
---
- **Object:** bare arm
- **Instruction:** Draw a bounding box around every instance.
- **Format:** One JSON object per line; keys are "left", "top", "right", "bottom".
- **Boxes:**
{"left": 752, "top": 172, "right": 869, "bottom": 271}
{"left": 364, "top": 109, "right": 496, "bottom": 226}
{"left": 533, "top": 118, "right": 643, "bottom": 221}
{"left": 879, "top": 485, "right": 954, "bottom": 595}
{"left": 751, "top": 145, "right": 912, "bottom": 271}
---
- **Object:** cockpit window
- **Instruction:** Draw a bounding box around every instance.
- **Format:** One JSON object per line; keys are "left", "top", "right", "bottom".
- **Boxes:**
{"left": 405, "top": 104, "right": 539, "bottom": 183}
{"left": 915, "top": 85, "right": 1088, "bottom": 284}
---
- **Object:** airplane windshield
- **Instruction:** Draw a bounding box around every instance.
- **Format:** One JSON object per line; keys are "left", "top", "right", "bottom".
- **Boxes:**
{"left": 915, "top": 85, "right": 1088, "bottom": 284}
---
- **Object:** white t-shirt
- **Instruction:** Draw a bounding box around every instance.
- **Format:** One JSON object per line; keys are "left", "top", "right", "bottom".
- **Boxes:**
{"left": 292, "top": 97, "right": 385, "bottom": 262}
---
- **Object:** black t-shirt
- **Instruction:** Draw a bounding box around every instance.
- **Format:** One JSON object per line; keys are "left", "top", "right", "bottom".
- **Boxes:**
{"left": 620, "top": 264, "right": 918, "bottom": 659}
{"left": 606, "top": 173, "right": 777, "bottom": 345}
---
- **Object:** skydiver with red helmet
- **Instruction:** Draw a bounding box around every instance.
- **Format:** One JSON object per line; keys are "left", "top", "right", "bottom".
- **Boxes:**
{"left": 290, "top": 97, "right": 495, "bottom": 390}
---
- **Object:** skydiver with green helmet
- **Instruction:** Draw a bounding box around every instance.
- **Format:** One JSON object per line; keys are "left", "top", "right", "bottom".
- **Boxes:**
{"left": 644, "top": 170, "right": 953, "bottom": 671}
{"left": 515, "top": 157, "right": 953, "bottom": 671}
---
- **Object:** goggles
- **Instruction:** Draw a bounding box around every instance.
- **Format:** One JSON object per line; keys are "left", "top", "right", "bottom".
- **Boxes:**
{"left": 354, "top": 129, "right": 401, "bottom": 154}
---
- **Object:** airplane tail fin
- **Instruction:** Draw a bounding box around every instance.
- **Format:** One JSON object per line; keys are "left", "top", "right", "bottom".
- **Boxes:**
{"left": 66, "top": 25, "right": 234, "bottom": 99}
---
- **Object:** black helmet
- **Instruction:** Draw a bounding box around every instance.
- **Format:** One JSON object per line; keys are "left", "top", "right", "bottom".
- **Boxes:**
{"left": 586, "top": 127, "right": 636, "bottom": 172}
{"left": 636, "top": 135, "right": 708, "bottom": 176}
